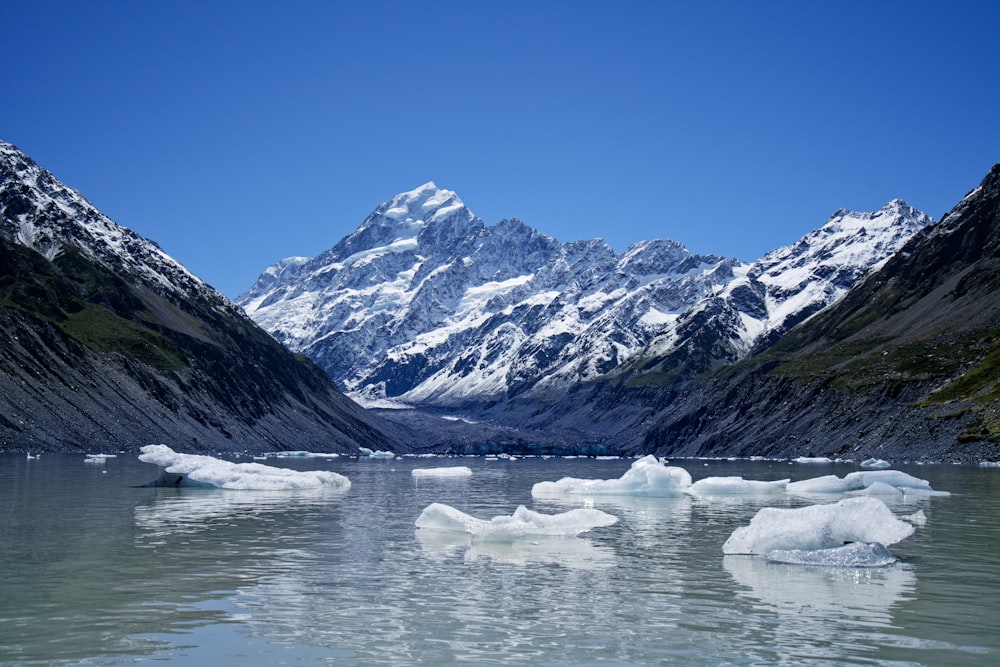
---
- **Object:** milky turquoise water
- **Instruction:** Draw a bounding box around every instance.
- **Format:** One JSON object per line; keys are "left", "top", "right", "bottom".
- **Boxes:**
{"left": 1, "top": 453, "right": 997, "bottom": 666}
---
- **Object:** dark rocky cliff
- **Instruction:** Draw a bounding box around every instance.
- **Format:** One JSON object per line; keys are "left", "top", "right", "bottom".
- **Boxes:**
{"left": 629, "top": 163, "right": 1000, "bottom": 463}
{"left": 0, "top": 143, "right": 403, "bottom": 454}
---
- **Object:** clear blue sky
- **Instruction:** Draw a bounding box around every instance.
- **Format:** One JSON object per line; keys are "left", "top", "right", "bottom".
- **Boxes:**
{"left": 5, "top": 1, "right": 999, "bottom": 298}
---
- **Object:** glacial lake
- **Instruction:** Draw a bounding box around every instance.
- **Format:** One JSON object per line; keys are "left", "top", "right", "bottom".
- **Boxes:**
{"left": 1, "top": 453, "right": 997, "bottom": 666}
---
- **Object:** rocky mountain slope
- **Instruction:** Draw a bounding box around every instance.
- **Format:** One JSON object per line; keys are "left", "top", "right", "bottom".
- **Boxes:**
{"left": 548, "top": 162, "right": 1000, "bottom": 463}
{"left": 0, "top": 141, "right": 402, "bottom": 453}
{"left": 240, "top": 184, "right": 928, "bottom": 412}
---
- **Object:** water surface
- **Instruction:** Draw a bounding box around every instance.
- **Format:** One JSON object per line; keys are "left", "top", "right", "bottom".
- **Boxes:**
{"left": 1, "top": 454, "right": 997, "bottom": 665}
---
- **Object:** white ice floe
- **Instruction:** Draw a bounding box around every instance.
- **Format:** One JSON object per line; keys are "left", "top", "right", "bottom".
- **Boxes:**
{"left": 766, "top": 541, "right": 898, "bottom": 567}
{"left": 787, "top": 470, "right": 948, "bottom": 496}
{"left": 415, "top": 503, "right": 618, "bottom": 540}
{"left": 861, "top": 458, "right": 891, "bottom": 469}
{"left": 793, "top": 456, "right": 832, "bottom": 463}
{"left": 412, "top": 466, "right": 473, "bottom": 478}
{"left": 359, "top": 447, "right": 396, "bottom": 459}
{"left": 686, "top": 476, "right": 789, "bottom": 496}
{"left": 722, "top": 496, "right": 914, "bottom": 555}
{"left": 531, "top": 455, "right": 692, "bottom": 498}
{"left": 138, "top": 444, "right": 351, "bottom": 491}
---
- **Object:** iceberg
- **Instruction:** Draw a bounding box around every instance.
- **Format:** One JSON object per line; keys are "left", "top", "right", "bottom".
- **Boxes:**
{"left": 722, "top": 496, "right": 914, "bottom": 555}
{"left": 531, "top": 455, "right": 692, "bottom": 498}
{"left": 766, "top": 541, "right": 898, "bottom": 567}
{"left": 787, "top": 470, "right": 948, "bottom": 496}
{"left": 861, "top": 458, "right": 891, "bottom": 469}
{"left": 359, "top": 447, "right": 395, "bottom": 458}
{"left": 412, "top": 466, "right": 473, "bottom": 478}
{"left": 415, "top": 503, "right": 618, "bottom": 540}
{"left": 138, "top": 444, "right": 351, "bottom": 491}
{"left": 687, "top": 476, "right": 789, "bottom": 496}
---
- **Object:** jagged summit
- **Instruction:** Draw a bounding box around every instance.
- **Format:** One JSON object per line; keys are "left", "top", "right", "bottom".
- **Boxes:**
{"left": 240, "top": 181, "right": 930, "bottom": 410}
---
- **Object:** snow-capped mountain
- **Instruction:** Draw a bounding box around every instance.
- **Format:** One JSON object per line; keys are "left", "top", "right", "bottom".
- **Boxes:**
{"left": 240, "top": 183, "right": 930, "bottom": 409}
{"left": 239, "top": 182, "right": 737, "bottom": 406}
{"left": 624, "top": 200, "right": 933, "bottom": 381}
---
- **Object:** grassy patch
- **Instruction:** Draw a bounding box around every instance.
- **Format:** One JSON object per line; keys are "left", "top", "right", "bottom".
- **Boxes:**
{"left": 55, "top": 302, "right": 186, "bottom": 370}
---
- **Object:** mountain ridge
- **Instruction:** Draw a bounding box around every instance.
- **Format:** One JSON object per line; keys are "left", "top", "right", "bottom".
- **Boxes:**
{"left": 0, "top": 141, "right": 403, "bottom": 454}
{"left": 240, "top": 182, "right": 930, "bottom": 413}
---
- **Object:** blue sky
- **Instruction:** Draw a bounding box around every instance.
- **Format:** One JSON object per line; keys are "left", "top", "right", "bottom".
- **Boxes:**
{"left": 5, "top": 1, "right": 999, "bottom": 298}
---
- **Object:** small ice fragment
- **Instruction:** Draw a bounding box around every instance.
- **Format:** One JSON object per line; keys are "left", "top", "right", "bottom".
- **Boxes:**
{"left": 861, "top": 458, "right": 891, "bottom": 469}
{"left": 722, "top": 496, "right": 914, "bottom": 555}
{"left": 902, "top": 509, "right": 928, "bottom": 526}
{"left": 359, "top": 447, "right": 395, "bottom": 459}
{"left": 412, "top": 466, "right": 473, "bottom": 478}
{"left": 531, "top": 455, "right": 692, "bottom": 497}
{"left": 415, "top": 503, "right": 618, "bottom": 540}
{"left": 766, "top": 542, "right": 898, "bottom": 567}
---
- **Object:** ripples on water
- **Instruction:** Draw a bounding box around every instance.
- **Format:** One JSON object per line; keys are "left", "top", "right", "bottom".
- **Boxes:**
{"left": 1, "top": 454, "right": 997, "bottom": 665}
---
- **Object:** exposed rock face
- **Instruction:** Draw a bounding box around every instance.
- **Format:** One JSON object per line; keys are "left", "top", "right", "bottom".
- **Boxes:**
{"left": 579, "top": 163, "right": 1000, "bottom": 463}
{"left": 0, "top": 141, "right": 402, "bottom": 453}
{"left": 241, "top": 183, "right": 927, "bottom": 414}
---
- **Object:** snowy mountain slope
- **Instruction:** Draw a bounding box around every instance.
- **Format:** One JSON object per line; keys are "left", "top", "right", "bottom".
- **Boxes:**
{"left": 239, "top": 182, "right": 736, "bottom": 407}
{"left": 622, "top": 200, "right": 933, "bottom": 382}
{"left": 241, "top": 183, "right": 930, "bottom": 410}
{"left": 0, "top": 140, "right": 401, "bottom": 453}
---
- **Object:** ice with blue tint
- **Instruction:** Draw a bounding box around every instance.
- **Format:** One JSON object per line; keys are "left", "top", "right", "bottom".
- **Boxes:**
{"left": 359, "top": 448, "right": 396, "bottom": 458}
{"left": 531, "top": 455, "right": 692, "bottom": 497}
{"left": 766, "top": 541, "right": 898, "bottom": 567}
{"left": 861, "top": 458, "right": 891, "bottom": 469}
{"left": 138, "top": 444, "right": 351, "bottom": 490}
{"left": 722, "top": 496, "right": 914, "bottom": 555}
{"left": 412, "top": 466, "right": 473, "bottom": 478}
{"left": 686, "top": 476, "right": 789, "bottom": 496}
{"left": 415, "top": 503, "right": 618, "bottom": 540}
{"left": 787, "top": 469, "right": 949, "bottom": 496}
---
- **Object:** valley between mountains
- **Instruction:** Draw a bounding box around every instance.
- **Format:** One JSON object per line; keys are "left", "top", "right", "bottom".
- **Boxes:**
{"left": 2, "top": 139, "right": 998, "bottom": 462}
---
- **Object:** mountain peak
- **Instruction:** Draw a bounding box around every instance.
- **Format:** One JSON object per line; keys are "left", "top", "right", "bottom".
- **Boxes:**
{"left": 379, "top": 182, "right": 466, "bottom": 225}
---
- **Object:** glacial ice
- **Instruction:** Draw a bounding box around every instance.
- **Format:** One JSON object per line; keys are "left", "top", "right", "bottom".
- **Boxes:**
{"left": 766, "top": 541, "right": 898, "bottom": 567}
{"left": 412, "top": 466, "right": 473, "bottom": 478}
{"left": 787, "top": 470, "right": 948, "bottom": 496}
{"left": 531, "top": 455, "right": 693, "bottom": 497}
{"left": 415, "top": 502, "right": 618, "bottom": 540}
{"left": 687, "top": 476, "right": 789, "bottom": 496}
{"left": 861, "top": 458, "right": 891, "bottom": 469}
{"left": 722, "top": 496, "right": 914, "bottom": 555}
{"left": 138, "top": 444, "right": 351, "bottom": 490}
{"left": 359, "top": 447, "right": 396, "bottom": 459}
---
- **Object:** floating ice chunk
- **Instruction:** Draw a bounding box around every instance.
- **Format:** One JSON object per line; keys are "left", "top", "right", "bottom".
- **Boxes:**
{"left": 722, "top": 496, "right": 914, "bottom": 555}
{"left": 531, "top": 455, "right": 692, "bottom": 497}
{"left": 687, "top": 476, "right": 789, "bottom": 496}
{"left": 412, "top": 466, "right": 473, "bottom": 478}
{"left": 902, "top": 509, "right": 928, "bottom": 526}
{"left": 794, "top": 456, "right": 832, "bottom": 463}
{"left": 787, "top": 470, "right": 947, "bottom": 496}
{"left": 138, "top": 444, "right": 351, "bottom": 491}
{"left": 766, "top": 541, "right": 898, "bottom": 567}
{"left": 84, "top": 456, "right": 107, "bottom": 464}
{"left": 359, "top": 447, "right": 395, "bottom": 459}
{"left": 853, "top": 481, "right": 903, "bottom": 496}
{"left": 861, "top": 458, "right": 891, "bottom": 469}
{"left": 415, "top": 503, "right": 618, "bottom": 540}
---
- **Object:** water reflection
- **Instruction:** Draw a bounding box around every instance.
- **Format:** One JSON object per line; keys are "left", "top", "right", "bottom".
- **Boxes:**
{"left": 415, "top": 528, "right": 618, "bottom": 569}
{"left": 724, "top": 555, "right": 917, "bottom": 618}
